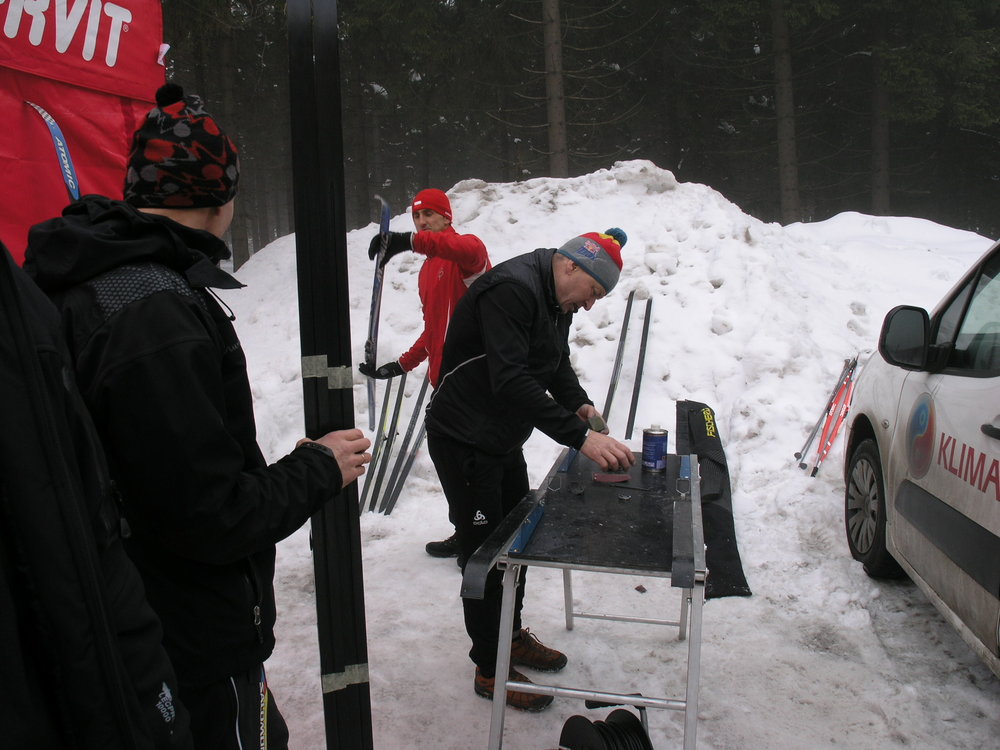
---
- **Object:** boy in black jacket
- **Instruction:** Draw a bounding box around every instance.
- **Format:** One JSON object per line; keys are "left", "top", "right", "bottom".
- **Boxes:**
{"left": 24, "top": 85, "right": 371, "bottom": 749}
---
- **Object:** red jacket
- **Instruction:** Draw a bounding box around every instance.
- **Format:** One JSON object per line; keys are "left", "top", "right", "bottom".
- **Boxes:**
{"left": 398, "top": 225, "right": 490, "bottom": 387}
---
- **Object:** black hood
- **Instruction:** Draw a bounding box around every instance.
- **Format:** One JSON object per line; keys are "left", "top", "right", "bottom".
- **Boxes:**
{"left": 24, "top": 195, "right": 238, "bottom": 293}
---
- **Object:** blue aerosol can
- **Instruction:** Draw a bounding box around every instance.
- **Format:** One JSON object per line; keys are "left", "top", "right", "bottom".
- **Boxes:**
{"left": 642, "top": 425, "right": 668, "bottom": 472}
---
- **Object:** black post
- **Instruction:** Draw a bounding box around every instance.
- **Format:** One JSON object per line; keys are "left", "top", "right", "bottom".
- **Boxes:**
{"left": 286, "top": 2, "right": 373, "bottom": 749}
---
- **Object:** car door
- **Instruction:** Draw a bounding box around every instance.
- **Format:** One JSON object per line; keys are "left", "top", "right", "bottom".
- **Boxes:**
{"left": 889, "top": 247, "right": 1000, "bottom": 661}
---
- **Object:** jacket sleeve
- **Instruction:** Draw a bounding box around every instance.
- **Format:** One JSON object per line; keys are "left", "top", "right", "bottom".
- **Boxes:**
{"left": 477, "top": 282, "right": 589, "bottom": 449}
{"left": 547, "top": 322, "right": 592, "bottom": 415}
{"left": 77, "top": 292, "right": 344, "bottom": 566}
{"left": 412, "top": 230, "right": 489, "bottom": 278}
{"left": 398, "top": 327, "right": 430, "bottom": 371}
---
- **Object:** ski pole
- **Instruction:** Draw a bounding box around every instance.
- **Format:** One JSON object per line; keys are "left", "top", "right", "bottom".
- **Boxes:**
{"left": 359, "top": 375, "right": 395, "bottom": 510}
{"left": 367, "top": 371, "right": 407, "bottom": 511}
{"left": 378, "top": 374, "right": 429, "bottom": 513}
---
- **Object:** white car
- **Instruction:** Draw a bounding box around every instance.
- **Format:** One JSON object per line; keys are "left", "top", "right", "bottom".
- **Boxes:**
{"left": 844, "top": 239, "right": 1000, "bottom": 678}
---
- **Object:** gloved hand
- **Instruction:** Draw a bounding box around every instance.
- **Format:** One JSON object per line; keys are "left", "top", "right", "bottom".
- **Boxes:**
{"left": 367, "top": 231, "right": 414, "bottom": 266}
{"left": 359, "top": 360, "right": 405, "bottom": 379}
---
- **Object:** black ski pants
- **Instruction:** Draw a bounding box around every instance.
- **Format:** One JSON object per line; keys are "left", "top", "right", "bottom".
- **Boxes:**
{"left": 428, "top": 434, "right": 529, "bottom": 675}
{"left": 182, "top": 665, "right": 288, "bottom": 750}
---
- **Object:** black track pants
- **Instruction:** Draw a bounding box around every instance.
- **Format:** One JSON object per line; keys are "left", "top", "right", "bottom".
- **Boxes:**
{"left": 427, "top": 435, "right": 530, "bottom": 674}
{"left": 182, "top": 665, "right": 289, "bottom": 750}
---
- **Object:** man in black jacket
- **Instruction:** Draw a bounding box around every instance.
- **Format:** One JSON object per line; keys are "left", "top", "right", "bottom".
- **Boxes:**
{"left": 24, "top": 84, "right": 371, "bottom": 750}
{"left": 0, "top": 241, "right": 191, "bottom": 749}
{"left": 426, "top": 229, "right": 635, "bottom": 711}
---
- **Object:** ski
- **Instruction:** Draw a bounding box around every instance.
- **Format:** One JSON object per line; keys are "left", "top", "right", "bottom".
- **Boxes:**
{"left": 624, "top": 297, "right": 653, "bottom": 440}
{"left": 364, "top": 196, "right": 391, "bottom": 431}
{"left": 809, "top": 361, "right": 858, "bottom": 476}
{"left": 365, "top": 371, "right": 408, "bottom": 511}
{"left": 377, "top": 374, "right": 430, "bottom": 514}
{"left": 795, "top": 357, "right": 854, "bottom": 468}
{"left": 26, "top": 101, "right": 81, "bottom": 202}
{"left": 602, "top": 290, "right": 636, "bottom": 422}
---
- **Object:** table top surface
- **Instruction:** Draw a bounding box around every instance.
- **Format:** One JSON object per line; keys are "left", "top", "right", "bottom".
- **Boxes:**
{"left": 510, "top": 452, "right": 691, "bottom": 573}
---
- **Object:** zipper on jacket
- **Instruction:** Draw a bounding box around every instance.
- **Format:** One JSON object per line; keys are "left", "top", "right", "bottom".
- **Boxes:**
{"left": 244, "top": 562, "right": 264, "bottom": 644}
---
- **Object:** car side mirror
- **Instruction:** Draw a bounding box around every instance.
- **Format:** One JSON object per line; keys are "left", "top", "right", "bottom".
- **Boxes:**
{"left": 879, "top": 305, "right": 930, "bottom": 370}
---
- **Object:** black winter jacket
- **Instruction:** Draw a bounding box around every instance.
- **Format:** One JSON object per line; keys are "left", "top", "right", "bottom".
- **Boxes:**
{"left": 0, "top": 243, "right": 191, "bottom": 748}
{"left": 426, "top": 247, "right": 592, "bottom": 454}
{"left": 24, "top": 196, "right": 344, "bottom": 687}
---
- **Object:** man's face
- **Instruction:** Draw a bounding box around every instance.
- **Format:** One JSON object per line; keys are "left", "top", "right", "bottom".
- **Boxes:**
{"left": 556, "top": 262, "right": 606, "bottom": 314}
{"left": 412, "top": 208, "right": 450, "bottom": 233}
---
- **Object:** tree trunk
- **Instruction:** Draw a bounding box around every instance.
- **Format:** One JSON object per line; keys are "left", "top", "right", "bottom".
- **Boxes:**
{"left": 770, "top": 0, "right": 801, "bottom": 223}
{"left": 870, "top": 47, "right": 891, "bottom": 215}
{"left": 543, "top": 0, "right": 569, "bottom": 177}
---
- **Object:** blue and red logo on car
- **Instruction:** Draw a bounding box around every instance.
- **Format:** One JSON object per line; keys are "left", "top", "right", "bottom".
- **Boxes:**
{"left": 906, "top": 392, "right": 935, "bottom": 479}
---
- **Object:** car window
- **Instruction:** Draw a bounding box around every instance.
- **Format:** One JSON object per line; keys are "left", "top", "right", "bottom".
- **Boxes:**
{"left": 936, "top": 250, "right": 1000, "bottom": 375}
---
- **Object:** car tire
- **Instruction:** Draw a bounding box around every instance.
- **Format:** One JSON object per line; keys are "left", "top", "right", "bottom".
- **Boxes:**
{"left": 845, "top": 439, "right": 905, "bottom": 579}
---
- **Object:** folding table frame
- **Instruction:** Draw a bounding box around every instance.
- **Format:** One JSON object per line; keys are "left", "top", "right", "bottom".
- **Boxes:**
{"left": 461, "top": 450, "right": 707, "bottom": 749}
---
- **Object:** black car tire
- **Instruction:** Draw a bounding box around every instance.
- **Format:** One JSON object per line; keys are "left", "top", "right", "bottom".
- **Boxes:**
{"left": 845, "top": 439, "right": 905, "bottom": 578}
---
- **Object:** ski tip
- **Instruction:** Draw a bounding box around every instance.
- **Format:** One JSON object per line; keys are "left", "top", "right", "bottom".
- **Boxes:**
{"left": 809, "top": 467, "right": 818, "bottom": 477}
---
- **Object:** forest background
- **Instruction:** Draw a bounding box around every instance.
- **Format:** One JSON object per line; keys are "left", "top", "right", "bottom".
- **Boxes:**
{"left": 161, "top": 0, "right": 1000, "bottom": 269}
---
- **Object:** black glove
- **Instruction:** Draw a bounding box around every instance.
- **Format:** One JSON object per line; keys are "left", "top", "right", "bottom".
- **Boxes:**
{"left": 367, "top": 232, "right": 413, "bottom": 266}
{"left": 359, "top": 360, "right": 405, "bottom": 379}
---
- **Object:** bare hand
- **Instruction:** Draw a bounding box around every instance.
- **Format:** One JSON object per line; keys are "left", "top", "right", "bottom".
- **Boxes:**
{"left": 580, "top": 431, "right": 635, "bottom": 472}
{"left": 297, "top": 429, "right": 372, "bottom": 487}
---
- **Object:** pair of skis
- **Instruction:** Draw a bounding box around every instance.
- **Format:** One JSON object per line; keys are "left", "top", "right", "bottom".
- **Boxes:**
{"left": 605, "top": 289, "right": 654, "bottom": 439}
{"left": 361, "top": 195, "right": 427, "bottom": 514}
{"left": 795, "top": 356, "right": 859, "bottom": 476}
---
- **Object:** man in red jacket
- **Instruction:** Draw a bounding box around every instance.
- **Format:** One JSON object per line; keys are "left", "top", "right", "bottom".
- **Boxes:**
{"left": 361, "top": 188, "right": 490, "bottom": 559}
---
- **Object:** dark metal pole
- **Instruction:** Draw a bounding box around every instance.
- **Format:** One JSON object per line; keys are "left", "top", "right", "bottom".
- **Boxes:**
{"left": 286, "top": 2, "right": 373, "bottom": 748}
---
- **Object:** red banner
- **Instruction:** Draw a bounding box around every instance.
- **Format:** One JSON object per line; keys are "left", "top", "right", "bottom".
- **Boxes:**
{"left": 1, "top": 0, "right": 164, "bottom": 263}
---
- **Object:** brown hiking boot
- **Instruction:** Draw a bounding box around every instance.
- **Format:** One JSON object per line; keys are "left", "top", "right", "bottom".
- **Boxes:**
{"left": 510, "top": 628, "right": 567, "bottom": 672}
{"left": 474, "top": 667, "right": 553, "bottom": 712}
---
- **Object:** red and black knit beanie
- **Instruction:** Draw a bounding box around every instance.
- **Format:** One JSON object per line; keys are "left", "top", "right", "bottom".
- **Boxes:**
{"left": 124, "top": 83, "right": 239, "bottom": 209}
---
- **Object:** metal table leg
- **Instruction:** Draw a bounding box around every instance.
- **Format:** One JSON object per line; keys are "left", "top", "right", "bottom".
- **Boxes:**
{"left": 562, "top": 569, "right": 575, "bottom": 630}
{"left": 487, "top": 562, "right": 522, "bottom": 750}
{"left": 682, "top": 586, "right": 704, "bottom": 750}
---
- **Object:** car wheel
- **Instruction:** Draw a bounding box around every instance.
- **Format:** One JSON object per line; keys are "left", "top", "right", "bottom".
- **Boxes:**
{"left": 845, "top": 439, "right": 904, "bottom": 578}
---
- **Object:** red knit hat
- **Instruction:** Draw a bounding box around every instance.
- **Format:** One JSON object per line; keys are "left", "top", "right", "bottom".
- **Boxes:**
{"left": 124, "top": 83, "right": 239, "bottom": 209}
{"left": 411, "top": 188, "right": 452, "bottom": 221}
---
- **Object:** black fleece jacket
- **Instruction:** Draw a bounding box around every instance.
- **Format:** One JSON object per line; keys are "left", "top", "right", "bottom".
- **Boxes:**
{"left": 1, "top": 242, "right": 191, "bottom": 748}
{"left": 24, "top": 196, "right": 344, "bottom": 687}
{"left": 426, "top": 247, "right": 592, "bottom": 454}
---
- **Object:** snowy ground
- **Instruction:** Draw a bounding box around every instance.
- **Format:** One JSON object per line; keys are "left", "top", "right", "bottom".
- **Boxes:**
{"left": 220, "top": 161, "right": 999, "bottom": 749}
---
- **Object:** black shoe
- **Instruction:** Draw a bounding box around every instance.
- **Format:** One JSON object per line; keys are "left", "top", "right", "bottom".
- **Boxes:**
{"left": 425, "top": 533, "right": 459, "bottom": 558}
